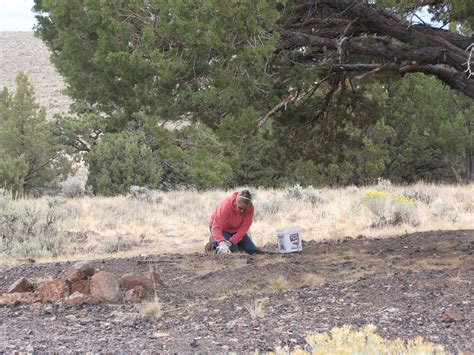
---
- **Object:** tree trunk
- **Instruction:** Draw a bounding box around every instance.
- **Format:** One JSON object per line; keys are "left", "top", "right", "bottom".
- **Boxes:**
{"left": 276, "top": 0, "right": 474, "bottom": 98}
{"left": 466, "top": 148, "right": 474, "bottom": 182}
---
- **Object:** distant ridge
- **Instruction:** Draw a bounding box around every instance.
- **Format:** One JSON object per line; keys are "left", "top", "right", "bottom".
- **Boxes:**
{"left": 0, "top": 31, "right": 72, "bottom": 118}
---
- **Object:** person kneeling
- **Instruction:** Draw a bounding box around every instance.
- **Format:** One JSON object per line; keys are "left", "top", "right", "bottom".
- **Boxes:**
{"left": 209, "top": 190, "right": 258, "bottom": 254}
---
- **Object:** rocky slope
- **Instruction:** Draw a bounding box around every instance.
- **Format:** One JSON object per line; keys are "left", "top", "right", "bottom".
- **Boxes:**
{"left": 0, "top": 32, "right": 71, "bottom": 118}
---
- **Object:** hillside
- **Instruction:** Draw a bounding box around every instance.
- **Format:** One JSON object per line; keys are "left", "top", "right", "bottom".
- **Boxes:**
{"left": 0, "top": 32, "right": 72, "bottom": 118}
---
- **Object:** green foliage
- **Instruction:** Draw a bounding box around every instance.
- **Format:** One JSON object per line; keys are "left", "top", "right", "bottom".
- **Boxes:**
{"left": 0, "top": 73, "right": 70, "bottom": 195}
{"left": 85, "top": 132, "right": 162, "bottom": 195}
{"left": 175, "top": 123, "right": 233, "bottom": 189}
{"left": 33, "top": 1, "right": 474, "bottom": 190}
{"left": 382, "top": 74, "right": 474, "bottom": 183}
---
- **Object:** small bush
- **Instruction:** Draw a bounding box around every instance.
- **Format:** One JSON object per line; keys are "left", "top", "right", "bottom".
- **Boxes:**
{"left": 254, "top": 196, "right": 284, "bottom": 219}
{"left": 391, "top": 195, "right": 419, "bottom": 226}
{"left": 404, "top": 188, "right": 433, "bottom": 204}
{"left": 98, "top": 234, "right": 141, "bottom": 254}
{"left": 0, "top": 191, "right": 67, "bottom": 258}
{"left": 61, "top": 178, "right": 85, "bottom": 198}
{"left": 430, "top": 199, "right": 456, "bottom": 218}
{"left": 269, "top": 324, "right": 444, "bottom": 354}
{"left": 361, "top": 191, "right": 389, "bottom": 225}
{"left": 267, "top": 275, "right": 290, "bottom": 291}
{"left": 345, "top": 185, "right": 359, "bottom": 194}
{"left": 285, "top": 185, "right": 326, "bottom": 206}
{"left": 375, "top": 177, "right": 392, "bottom": 191}
{"left": 454, "top": 191, "right": 474, "bottom": 212}
{"left": 362, "top": 192, "right": 420, "bottom": 227}
{"left": 139, "top": 299, "right": 162, "bottom": 318}
{"left": 245, "top": 299, "right": 265, "bottom": 319}
{"left": 286, "top": 185, "right": 304, "bottom": 200}
{"left": 300, "top": 273, "right": 325, "bottom": 287}
{"left": 129, "top": 185, "right": 162, "bottom": 203}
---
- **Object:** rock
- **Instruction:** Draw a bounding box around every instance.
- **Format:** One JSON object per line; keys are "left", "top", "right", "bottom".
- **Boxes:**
{"left": 0, "top": 292, "right": 38, "bottom": 306}
{"left": 64, "top": 261, "right": 95, "bottom": 282}
{"left": 63, "top": 291, "right": 98, "bottom": 306}
{"left": 7, "top": 277, "right": 35, "bottom": 293}
{"left": 147, "top": 271, "right": 162, "bottom": 286}
{"left": 123, "top": 286, "right": 148, "bottom": 302}
{"left": 71, "top": 279, "right": 91, "bottom": 295}
{"left": 90, "top": 271, "right": 121, "bottom": 302}
{"left": 442, "top": 308, "right": 465, "bottom": 322}
{"left": 456, "top": 243, "right": 470, "bottom": 252}
{"left": 119, "top": 274, "right": 154, "bottom": 292}
{"left": 39, "top": 279, "right": 70, "bottom": 303}
{"left": 16, "top": 257, "right": 36, "bottom": 264}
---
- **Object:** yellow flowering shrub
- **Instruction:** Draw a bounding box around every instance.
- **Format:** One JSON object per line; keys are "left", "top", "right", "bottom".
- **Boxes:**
{"left": 394, "top": 195, "right": 416, "bottom": 205}
{"left": 392, "top": 195, "right": 419, "bottom": 226}
{"left": 361, "top": 191, "right": 390, "bottom": 224}
{"left": 263, "top": 325, "right": 444, "bottom": 355}
{"left": 361, "top": 192, "right": 419, "bottom": 227}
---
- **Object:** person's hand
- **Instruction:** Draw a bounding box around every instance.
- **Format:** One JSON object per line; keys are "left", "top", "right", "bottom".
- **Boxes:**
{"left": 216, "top": 240, "right": 232, "bottom": 254}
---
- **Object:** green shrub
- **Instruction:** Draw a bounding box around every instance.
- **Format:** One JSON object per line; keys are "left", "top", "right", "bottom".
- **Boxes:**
{"left": 86, "top": 132, "right": 162, "bottom": 196}
{"left": 0, "top": 73, "right": 70, "bottom": 195}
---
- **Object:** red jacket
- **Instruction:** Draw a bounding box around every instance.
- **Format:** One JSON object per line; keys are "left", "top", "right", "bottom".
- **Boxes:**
{"left": 210, "top": 192, "right": 254, "bottom": 245}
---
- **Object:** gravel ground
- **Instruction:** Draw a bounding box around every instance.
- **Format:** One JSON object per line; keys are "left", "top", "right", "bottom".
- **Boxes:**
{"left": 0, "top": 229, "right": 473, "bottom": 353}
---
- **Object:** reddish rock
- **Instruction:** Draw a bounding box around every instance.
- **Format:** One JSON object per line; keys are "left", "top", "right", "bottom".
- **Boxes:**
{"left": 64, "top": 261, "right": 95, "bottom": 282}
{"left": 63, "top": 292, "right": 99, "bottom": 306}
{"left": 123, "top": 286, "right": 148, "bottom": 302}
{"left": 0, "top": 292, "right": 38, "bottom": 306}
{"left": 147, "top": 271, "right": 162, "bottom": 286}
{"left": 119, "top": 273, "right": 154, "bottom": 292}
{"left": 7, "top": 277, "right": 35, "bottom": 293}
{"left": 442, "top": 307, "right": 465, "bottom": 322}
{"left": 39, "top": 279, "right": 70, "bottom": 303}
{"left": 90, "top": 271, "right": 121, "bottom": 303}
{"left": 71, "top": 279, "right": 91, "bottom": 295}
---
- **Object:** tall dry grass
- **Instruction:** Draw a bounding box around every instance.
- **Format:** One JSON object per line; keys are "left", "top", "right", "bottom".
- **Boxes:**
{"left": 1, "top": 182, "right": 473, "bottom": 263}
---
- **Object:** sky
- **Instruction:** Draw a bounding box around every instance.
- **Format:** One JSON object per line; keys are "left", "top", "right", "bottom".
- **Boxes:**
{"left": 0, "top": 0, "right": 37, "bottom": 32}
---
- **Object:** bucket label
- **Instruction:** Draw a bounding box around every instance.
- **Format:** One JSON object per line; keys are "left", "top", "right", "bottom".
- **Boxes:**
{"left": 289, "top": 233, "right": 300, "bottom": 249}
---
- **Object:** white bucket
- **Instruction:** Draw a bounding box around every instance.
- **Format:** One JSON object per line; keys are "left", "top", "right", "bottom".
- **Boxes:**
{"left": 276, "top": 226, "right": 302, "bottom": 253}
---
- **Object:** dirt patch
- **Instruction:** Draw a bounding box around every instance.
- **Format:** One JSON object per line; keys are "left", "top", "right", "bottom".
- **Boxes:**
{"left": 0, "top": 229, "right": 473, "bottom": 353}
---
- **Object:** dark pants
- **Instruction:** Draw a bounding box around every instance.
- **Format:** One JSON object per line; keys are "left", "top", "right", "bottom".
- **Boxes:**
{"left": 210, "top": 228, "right": 257, "bottom": 252}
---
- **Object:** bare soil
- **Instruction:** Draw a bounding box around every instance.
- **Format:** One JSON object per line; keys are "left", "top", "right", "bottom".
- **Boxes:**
{"left": 0, "top": 230, "right": 473, "bottom": 353}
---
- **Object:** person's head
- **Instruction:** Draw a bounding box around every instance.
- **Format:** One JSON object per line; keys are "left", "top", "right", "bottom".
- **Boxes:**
{"left": 236, "top": 190, "right": 252, "bottom": 213}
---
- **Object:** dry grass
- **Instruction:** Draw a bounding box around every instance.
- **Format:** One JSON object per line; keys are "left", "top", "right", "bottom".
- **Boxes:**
{"left": 138, "top": 299, "right": 162, "bottom": 318}
{"left": 300, "top": 273, "right": 325, "bottom": 287}
{"left": 267, "top": 275, "right": 290, "bottom": 291}
{"left": 245, "top": 299, "right": 266, "bottom": 319}
{"left": 269, "top": 324, "right": 445, "bottom": 354}
{"left": 1, "top": 182, "right": 474, "bottom": 263}
{"left": 411, "top": 257, "right": 467, "bottom": 271}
